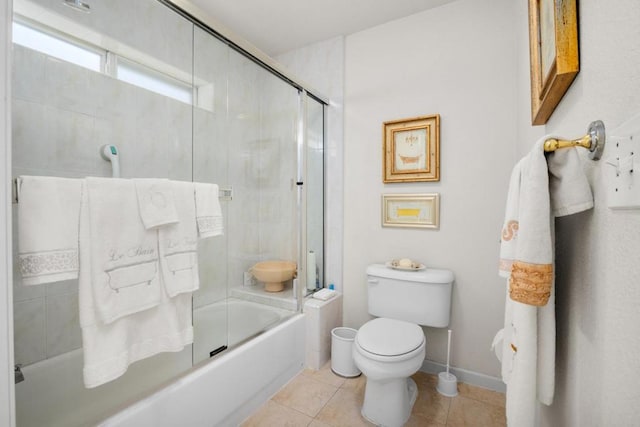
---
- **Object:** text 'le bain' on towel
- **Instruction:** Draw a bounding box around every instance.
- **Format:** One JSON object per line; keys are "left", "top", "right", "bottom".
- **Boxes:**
{"left": 16, "top": 176, "right": 224, "bottom": 388}
{"left": 494, "top": 137, "right": 593, "bottom": 427}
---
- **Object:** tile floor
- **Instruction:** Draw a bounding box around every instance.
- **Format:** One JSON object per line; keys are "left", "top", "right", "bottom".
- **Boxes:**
{"left": 242, "top": 362, "right": 506, "bottom": 427}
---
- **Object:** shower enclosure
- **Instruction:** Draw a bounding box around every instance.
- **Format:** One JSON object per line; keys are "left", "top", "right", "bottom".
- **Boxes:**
{"left": 10, "top": 0, "right": 325, "bottom": 425}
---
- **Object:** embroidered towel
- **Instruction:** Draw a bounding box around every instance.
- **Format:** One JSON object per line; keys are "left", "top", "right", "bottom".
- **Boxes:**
{"left": 134, "top": 178, "right": 179, "bottom": 229}
{"left": 79, "top": 181, "right": 193, "bottom": 388}
{"left": 496, "top": 139, "right": 594, "bottom": 427}
{"left": 498, "top": 138, "right": 553, "bottom": 306}
{"left": 17, "top": 176, "right": 82, "bottom": 285}
{"left": 159, "top": 181, "right": 199, "bottom": 298}
{"left": 194, "top": 183, "right": 224, "bottom": 238}
{"left": 86, "top": 177, "right": 162, "bottom": 324}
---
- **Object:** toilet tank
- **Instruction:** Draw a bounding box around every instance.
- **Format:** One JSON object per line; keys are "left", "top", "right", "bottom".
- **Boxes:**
{"left": 366, "top": 264, "right": 454, "bottom": 328}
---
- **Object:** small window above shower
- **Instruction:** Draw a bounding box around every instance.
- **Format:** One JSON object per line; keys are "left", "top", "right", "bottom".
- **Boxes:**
{"left": 12, "top": 18, "right": 199, "bottom": 106}
{"left": 12, "top": 20, "right": 103, "bottom": 72}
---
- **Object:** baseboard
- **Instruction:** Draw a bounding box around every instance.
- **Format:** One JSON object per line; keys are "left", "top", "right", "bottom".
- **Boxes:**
{"left": 420, "top": 359, "right": 506, "bottom": 393}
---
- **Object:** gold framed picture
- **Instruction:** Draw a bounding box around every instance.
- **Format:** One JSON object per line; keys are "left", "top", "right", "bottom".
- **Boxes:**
{"left": 381, "top": 193, "right": 440, "bottom": 229}
{"left": 383, "top": 115, "right": 440, "bottom": 183}
{"left": 528, "top": 0, "right": 579, "bottom": 125}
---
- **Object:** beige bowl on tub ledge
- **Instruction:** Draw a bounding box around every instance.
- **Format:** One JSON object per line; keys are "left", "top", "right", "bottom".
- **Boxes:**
{"left": 250, "top": 260, "right": 297, "bottom": 292}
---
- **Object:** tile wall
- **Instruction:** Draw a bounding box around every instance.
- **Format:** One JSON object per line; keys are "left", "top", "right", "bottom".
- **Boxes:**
{"left": 12, "top": 0, "right": 309, "bottom": 367}
{"left": 12, "top": 0, "right": 194, "bottom": 368}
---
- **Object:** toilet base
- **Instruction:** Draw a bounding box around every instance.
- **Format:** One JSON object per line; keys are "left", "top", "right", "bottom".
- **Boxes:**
{"left": 361, "top": 377, "right": 418, "bottom": 427}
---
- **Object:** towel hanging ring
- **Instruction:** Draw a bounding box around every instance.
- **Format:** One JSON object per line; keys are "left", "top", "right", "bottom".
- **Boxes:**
{"left": 543, "top": 120, "right": 606, "bottom": 161}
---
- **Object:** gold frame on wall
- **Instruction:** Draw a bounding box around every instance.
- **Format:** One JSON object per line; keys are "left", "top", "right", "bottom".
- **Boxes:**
{"left": 528, "top": 0, "right": 579, "bottom": 125}
{"left": 381, "top": 193, "right": 440, "bottom": 229}
{"left": 383, "top": 115, "right": 440, "bottom": 183}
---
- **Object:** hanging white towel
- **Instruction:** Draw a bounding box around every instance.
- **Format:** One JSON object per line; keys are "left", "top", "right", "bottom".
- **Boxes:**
{"left": 495, "top": 137, "right": 593, "bottom": 427}
{"left": 158, "top": 181, "right": 199, "bottom": 298}
{"left": 194, "top": 183, "right": 224, "bottom": 238}
{"left": 85, "top": 177, "right": 162, "bottom": 325}
{"left": 537, "top": 147, "right": 593, "bottom": 406}
{"left": 17, "top": 176, "right": 82, "bottom": 285}
{"left": 134, "top": 178, "right": 179, "bottom": 229}
{"left": 79, "top": 181, "right": 192, "bottom": 388}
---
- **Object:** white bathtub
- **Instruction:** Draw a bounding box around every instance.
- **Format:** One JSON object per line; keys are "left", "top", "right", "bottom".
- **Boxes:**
{"left": 193, "top": 298, "right": 295, "bottom": 364}
{"left": 15, "top": 299, "right": 305, "bottom": 427}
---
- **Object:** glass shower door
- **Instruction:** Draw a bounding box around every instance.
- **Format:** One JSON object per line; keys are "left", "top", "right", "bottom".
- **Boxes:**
{"left": 192, "top": 33, "right": 302, "bottom": 362}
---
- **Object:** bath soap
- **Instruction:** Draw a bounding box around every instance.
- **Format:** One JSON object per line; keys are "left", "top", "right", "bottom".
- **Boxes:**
{"left": 313, "top": 288, "right": 336, "bottom": 301}
{"left": 398, "top": 258, "right": 413, "bottom": 268}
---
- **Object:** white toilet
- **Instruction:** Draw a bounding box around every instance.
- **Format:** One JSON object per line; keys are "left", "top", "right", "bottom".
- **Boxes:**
{"left": 352, "top": 264, "right": 454, "bottom": 427}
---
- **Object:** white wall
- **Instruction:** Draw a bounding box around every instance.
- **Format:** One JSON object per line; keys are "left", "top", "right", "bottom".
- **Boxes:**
{"left": 513, "top": 0, "right": 640, "bottom": 425}
{"left": 343, "top": 0, "right": 517, "bottom": 377}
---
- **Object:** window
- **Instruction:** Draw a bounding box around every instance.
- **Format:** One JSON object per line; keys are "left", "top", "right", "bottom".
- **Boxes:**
{"left": 12, "top": 21, "right": 103, "bottom": 72}
{"left": 116, "top": 58, "right": 193, "bottom": 104}
{"left": 12, "top": 19, "right": 195, "bottom": 105}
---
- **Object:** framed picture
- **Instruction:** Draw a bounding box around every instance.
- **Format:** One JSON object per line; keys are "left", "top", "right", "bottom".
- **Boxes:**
{"left": 383, "top": 115, "right": 440, "bottom": 183}
{"left": 528, "top": 0, "right": 579, "bottom": 125}
{"left": 381, "top": 193, "right": 440, "bottom": 229}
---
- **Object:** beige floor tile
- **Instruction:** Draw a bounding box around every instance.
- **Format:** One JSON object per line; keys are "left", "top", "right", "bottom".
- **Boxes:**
{"left": 241, "top": 400, "right": 313, "bottom": 427}
{"left": 405, "top": 413, "right": 446, "bottom": 427}
{"left": 302, "top": 362, "right": 347, "bottom": 388}
{"left": 411, "top": 377, "right": 452, "bottom": 425}
{"left": 446, "top": 395, "right": 506, "bottom": 427}
{"left": 308, "top": 420, "right": 333, "bottom": 427}
{"left": 340, "top": 373, "right": 366, "bottom": 399}
{"left": 457, "top": 383, "right": 506, "bottom": 408}
{"left": 412, "top": 370, "right": 439, "bottom": 388}
{"left": 315, "top": 388, "right": 375, "bottom": 427}
{"left": 272, "top": 374, "right": 338, "bottom": 418}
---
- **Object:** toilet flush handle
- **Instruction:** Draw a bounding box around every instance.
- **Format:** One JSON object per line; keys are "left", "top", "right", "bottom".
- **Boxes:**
{"left": 367, "top": 278, "right": 379, "bottom": 285}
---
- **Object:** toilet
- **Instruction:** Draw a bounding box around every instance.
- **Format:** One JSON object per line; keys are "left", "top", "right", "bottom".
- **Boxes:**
{"left": 352, "top": 264, "right": 454, "bottom": 427}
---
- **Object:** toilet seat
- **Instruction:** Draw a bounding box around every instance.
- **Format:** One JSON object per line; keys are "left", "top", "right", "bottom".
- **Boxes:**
{"left": 355, "top": 318, "right": 425, "bottom": 362}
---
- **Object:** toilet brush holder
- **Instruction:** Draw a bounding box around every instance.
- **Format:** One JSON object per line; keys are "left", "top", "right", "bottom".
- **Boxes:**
{"left": 437, "top": 372, "right": 458, "bottom": 397}
{"left": 437, "top": 329, "right": 458, "bottom": 397}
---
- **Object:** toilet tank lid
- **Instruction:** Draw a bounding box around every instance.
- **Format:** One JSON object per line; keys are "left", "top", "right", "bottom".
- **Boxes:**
{"left": 367, "top": 264, "right": 454, "bottom": 284}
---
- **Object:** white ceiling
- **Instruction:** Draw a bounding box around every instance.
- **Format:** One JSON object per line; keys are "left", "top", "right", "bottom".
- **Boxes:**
{"left": 188, "top": 0, "right": 459, "bottom": 56}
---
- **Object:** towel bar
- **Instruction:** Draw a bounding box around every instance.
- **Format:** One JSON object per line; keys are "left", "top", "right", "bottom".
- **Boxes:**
{"left": 12, "top": 178, "right": 231, "bottom": 204}
{"left": 543, "top": 120, "right": 606, "bottom": 160}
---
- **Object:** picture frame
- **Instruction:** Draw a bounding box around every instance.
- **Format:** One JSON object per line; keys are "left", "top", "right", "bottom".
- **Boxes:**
{"left": 528, "top": 0, "right": 579, "bottom": 125}
{"left": 381, "top": 193, "right": 440, "bottom": 229}
{"left": 383, "top": 115, "right": 440, "bottom": 183}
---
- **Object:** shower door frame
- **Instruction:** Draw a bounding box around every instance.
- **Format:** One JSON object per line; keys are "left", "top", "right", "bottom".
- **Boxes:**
{"left": 1, "top": 0, "right": 16, "bottom": 426}
{"left": 0, "top": 0, "right": 330, "bottom": 424}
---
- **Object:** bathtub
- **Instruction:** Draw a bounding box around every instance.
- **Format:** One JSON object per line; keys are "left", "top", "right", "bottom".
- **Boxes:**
{"left": 192, "top": 298, "right": 295, "bottom": 364}
{"left": 15, "top": 299, "right": 305, "bottom": 427}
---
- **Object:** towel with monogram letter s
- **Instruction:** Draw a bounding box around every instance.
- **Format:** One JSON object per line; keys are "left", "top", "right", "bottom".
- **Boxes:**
{"left": 496, "top": 138, "right": 593, "bottom": 427}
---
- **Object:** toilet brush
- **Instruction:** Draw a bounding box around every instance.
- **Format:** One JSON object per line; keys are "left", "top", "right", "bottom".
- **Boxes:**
{"left": 436, "top": 329, "right": 458, "bottom": 397}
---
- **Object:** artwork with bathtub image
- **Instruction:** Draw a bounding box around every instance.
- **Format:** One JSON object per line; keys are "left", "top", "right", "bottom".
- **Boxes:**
{"left": 383, "top": 114, "right": 440, "bottom": 183}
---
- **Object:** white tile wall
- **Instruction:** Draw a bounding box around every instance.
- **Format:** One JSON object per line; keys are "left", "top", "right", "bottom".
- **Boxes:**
{"left": 13, "top": 298, "right": 46, "bottom": 366}
{"left": 11, "top": 1, "right": 194, "bottom": 366}
{"left": 45, "top": 292, "right": 81, "bottom": 358}
{"left": 12, "top": 0, "right": 320, "bottom": 369}
{"left": 304, "top": 294, "right": 343, "bottom": 370}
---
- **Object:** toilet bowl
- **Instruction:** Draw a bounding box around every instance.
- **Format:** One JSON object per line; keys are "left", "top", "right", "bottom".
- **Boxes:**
{"left": 354, "top": 264, "right": 454, "bottom": 427}
{"left": 352, "top": 317, "right": 426, "bottom": 427}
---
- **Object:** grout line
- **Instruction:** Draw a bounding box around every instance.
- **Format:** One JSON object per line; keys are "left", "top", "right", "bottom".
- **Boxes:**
{"left": 268, "top": 399, "right": 315, "bottom": 420}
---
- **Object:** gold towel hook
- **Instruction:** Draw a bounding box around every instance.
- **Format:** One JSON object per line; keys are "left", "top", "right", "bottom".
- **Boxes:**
{"left": 543, "top": 120, "right": 606, "bottom": 160}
